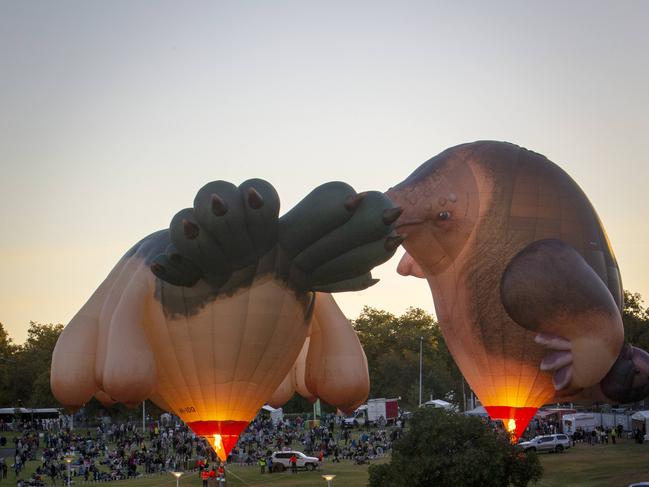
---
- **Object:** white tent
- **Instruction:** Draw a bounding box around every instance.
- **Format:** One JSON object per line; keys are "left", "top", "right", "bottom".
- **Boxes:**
{"left": 631, "top": 410, "right": 649, "bottom": 440}
{"left": 465, "top": 406, "right": 488, "bottom": 417}
{"left": 261, "top": 405, "right": 283, "bottom": 424}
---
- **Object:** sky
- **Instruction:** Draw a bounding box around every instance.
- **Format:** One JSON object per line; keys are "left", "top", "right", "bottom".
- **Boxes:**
{"left": 0, "top": 0, "right": 647, "bottom": 343}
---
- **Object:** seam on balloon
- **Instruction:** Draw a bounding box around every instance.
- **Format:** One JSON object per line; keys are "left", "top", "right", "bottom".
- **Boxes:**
{"left": 182, "top": 285, "right": 208, "bottom": 423}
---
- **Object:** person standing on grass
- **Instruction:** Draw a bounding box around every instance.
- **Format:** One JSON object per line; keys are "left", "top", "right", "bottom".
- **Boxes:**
{"left": 290, "top": 454, "right": 298, "bottom": 474}
{"left": 201, "top": 467, "right": 210, "bottom": 487}
{"left": 14, "top": 451, "right": 22, "bottom": 477}
{"left": 611, "top": 427, "right": 617, "bottom": 444}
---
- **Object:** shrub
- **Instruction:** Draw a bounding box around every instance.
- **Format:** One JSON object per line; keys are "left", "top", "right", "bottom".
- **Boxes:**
{"left": 368, "top": 408, "right": 542, "bottom": 487}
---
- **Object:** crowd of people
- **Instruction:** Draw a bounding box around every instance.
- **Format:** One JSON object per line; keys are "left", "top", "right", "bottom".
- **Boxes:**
{"left": 228, "top": 413, "right": 400, "bottom": 470}
{"left": 0, "top": 417, "right": 218, "bottom": 486}
{"left": 1, "top": 407, "right": 648, "bottom": 485}
{"left": 571, "top": 425, "right": 622, "bottom": 445}
{"left": 0, "top": 411, "right": 404, "bottom": 485}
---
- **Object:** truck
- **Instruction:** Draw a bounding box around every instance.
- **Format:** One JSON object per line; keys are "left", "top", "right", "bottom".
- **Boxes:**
{"left": 343, "top": 398, "right": 399, "bottom": 427}
{"left": 561, "top": 413, "right": 597, "bottom": 435}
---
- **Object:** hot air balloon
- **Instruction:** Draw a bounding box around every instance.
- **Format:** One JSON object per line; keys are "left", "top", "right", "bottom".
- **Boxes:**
{"left": 388, "top": 141, "right": 649, "bottom": 440}
{"left": 305, "top": 293, "right": 370, "bottom": 414}
{"left": 267, "top": 293, "right": 370, "bottom": 414}
{"left": 268, "top": 337, "right": 315, "bottom": 408}
{"left": 52, "top": 178, "right": 402, "bottom": 460}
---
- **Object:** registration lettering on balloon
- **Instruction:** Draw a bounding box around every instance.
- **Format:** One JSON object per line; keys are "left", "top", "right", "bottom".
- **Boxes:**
{"left": 389, "top": 141, "right": 649, "bottom": 440}
{"left": 51, "top": 178, "right": 401, "bottom": 461}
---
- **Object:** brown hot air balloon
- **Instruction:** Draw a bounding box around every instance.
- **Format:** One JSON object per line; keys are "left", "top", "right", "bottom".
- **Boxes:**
{"left": 388, "top": 141, "right": 649, "bottom": 440}
{"left": 52, "top": 178, "right": 401, "bottom": 460}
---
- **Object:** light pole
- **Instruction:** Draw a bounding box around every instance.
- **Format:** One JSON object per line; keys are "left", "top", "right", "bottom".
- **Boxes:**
{"left": 170, "top": 471, "right": 183, "bottom": 487}
{"left": 322, "top": 474, "right": 336, "bottom": 487}
{"left": 64, "top": 456, "right": 73, "bottom": 486}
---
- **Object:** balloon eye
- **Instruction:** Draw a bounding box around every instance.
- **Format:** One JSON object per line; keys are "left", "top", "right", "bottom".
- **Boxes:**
{"left": 438, "top": 211, "right": 451, "bottom": 221}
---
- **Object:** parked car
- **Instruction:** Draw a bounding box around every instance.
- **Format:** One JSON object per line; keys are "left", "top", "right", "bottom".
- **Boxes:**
{"left": 270, "top": 451, "right": 321, "bottom": 471}
{"left": 628, "top": 483, "right": 649, "bottom": 487}
{"left": 518, "top": 434, "right": 570, "bottom": 453}
{"left": 342, "top": 408, "right": 365, "bottom": 428}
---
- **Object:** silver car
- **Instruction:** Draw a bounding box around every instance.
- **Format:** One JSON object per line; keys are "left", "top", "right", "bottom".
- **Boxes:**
{"left": 518, "top": 434, "right": 570, "bottom": 453}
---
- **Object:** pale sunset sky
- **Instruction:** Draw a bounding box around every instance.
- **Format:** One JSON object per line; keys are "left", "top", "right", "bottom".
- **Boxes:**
{"left": 1, "top": 1, "right": 647, "bottom": 343}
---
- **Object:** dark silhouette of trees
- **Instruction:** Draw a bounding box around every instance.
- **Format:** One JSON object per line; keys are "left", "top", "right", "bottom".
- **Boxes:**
{"left": 368, "top": 408, "right": 543, "bottom": 487}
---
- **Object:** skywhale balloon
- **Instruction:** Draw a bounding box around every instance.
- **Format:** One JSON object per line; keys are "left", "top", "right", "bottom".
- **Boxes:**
{"left": 51, "top": 178, "right": 401, "bottom": 460}
{"left": 268, "top": 293, "right": 370, "bottom": 413}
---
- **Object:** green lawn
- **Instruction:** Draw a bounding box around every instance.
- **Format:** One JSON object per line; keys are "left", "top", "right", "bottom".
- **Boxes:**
{"left": 536, "top": 439, "right": 649, "bottom": 487}
{"left": 3, "top": 438, "right": 649, "bottom": 486}
{"left": 127, "top": 460, "right": 378, "bottom": 486}
{"left": 0, "top": 459, "right": 379, "bottom": 486}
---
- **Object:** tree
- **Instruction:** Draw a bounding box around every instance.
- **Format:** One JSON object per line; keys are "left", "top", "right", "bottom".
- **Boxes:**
{"left": 0, "top": 322, "right": 17, "bottom": 403}
{"left": 6, "top": 322, "right": 63, "bottom": 407}
{"left": 623, "top": 291, "right": 649, "bottom": 352}
{"left": 368, "top": 408, "right": 543, "bottom": 487}
{"left": 353, "top": 307, "right": 462, "bottom": 409}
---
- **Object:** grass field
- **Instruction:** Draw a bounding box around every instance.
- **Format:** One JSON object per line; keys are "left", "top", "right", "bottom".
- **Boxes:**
{"left": 3, "top": 439, "right": 649, "bottom": 486}
{"left": 0, "top": 459, "right": 377, "bottom": 486}
{"left": 537, "top": 439, "right": 649, "bottom": 487}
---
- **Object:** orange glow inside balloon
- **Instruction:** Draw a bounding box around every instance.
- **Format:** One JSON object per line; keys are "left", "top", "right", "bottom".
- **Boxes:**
{"left": 188, "top": 420, "right": 248, "bottom": 462}
{"left": 484, "top": 406, "right": 538, "bottom": 442}
{"left": 209, "top": 435, "right": 224, "bottom": 460}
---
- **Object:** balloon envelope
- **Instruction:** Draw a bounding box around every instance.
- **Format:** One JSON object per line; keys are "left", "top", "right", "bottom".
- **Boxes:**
{"left": 144, "top": 276, "right": 311, "bottom": 460}
{"left": 305, "top": 293, "right": 370, "bottom": 414}
{"left": 52, "top": 178, "right": 399, "bottom": 459}
{"left": 389, "top": 141, "right": 624, "bottom": 440}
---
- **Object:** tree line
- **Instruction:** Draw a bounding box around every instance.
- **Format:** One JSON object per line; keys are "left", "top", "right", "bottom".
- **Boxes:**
{"left": 1, "top": 290, "right": 648, "bottom": 412}
{"left": 0, "top": 321, "right": 63, "bottom": 407}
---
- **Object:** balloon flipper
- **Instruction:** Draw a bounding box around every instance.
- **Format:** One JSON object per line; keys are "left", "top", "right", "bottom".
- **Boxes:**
{"left": 247, "top": 187, "right": 264, "bottom": 209}
{"left": 384, "top": 235, "right": 405, "bottom": 252}
{"left": 344, "top": 192, "right": 366, "bottom": 212}
{"left": 382, "top": 207, "right": 403, "bottom": 226}
{"left": 182, "top": 219, "right": 200, "bottom": 240}
{"left": 211, "top": 194, "right": 228, "bottom": 216}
